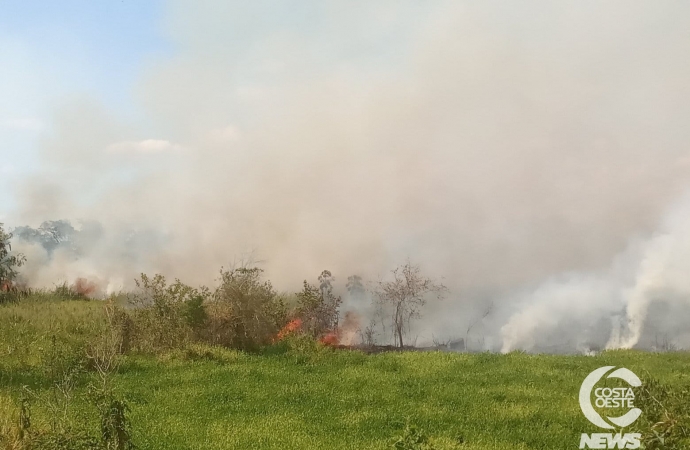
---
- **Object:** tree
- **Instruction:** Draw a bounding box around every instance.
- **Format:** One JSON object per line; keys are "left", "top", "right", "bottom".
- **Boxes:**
{"left": 464, "top": 302, "right": 493, "bottom": 352}
{"left": 375, "top": 262, "right": 446, "bottom": 348}
{"left": 346, "top": 275, "right": 366, "bottom": 298}
{"left": 297, "top": 270, "right": 342, "bottom": 337}
{"left": 0, "top": 223, "right": 25, "bottom": 290}
{"left": 13, "top": 219, "right": 76, "bottom": 255}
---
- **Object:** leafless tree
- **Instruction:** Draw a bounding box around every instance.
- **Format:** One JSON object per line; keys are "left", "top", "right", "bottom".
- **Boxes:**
{"left": 375, "top": 262, "right": 447, "bottom": 348}
{"left": 465, "top": 302, "right": 493, "bottom": 352}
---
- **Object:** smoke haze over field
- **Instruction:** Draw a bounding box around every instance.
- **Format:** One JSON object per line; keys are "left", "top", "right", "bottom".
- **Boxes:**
{"left": 4, "top": 1, "right": 690, "bottom": 351}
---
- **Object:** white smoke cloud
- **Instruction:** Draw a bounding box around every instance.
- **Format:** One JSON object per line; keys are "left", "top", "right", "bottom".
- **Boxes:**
{"left": 501, "top": 194, "right": 690, "bottom": 352}
{"left": 106, "top": 139, "right": 183, "bottom": 154}
{"left": 7, "top": 1, "right": 690, "bottom": 351}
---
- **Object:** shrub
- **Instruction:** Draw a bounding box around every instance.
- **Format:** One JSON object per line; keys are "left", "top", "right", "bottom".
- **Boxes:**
{"left": 0, "top": 284, "right": 33, "bottom": 304}
{"left": 206, "top": 267, "right": 287, "bottom": 351}
{"left": 295, "top": 270, "right": 341, "bottom": 338}
{"left": 127, "top": 274, "right": 209, "bottom": 353}
{"left": 182, "top": 295, "right": 206, "bottom": 330}
{"left": 0, "top": 223, "right": 26, "bottom": 304}
{"left": 88, "top": 392, "right": 135, "bottom": 450}
{"left": 51, "top": 279, "right": 99, "bottom": 301}
{"left": 52, "top": 283, "right": 86, "bottom": 301}
{"left": 5, "top": 383, "right": 135, "bottom": 450}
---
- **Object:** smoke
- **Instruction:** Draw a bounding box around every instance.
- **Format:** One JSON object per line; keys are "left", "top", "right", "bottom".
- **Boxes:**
{"left": 5, "top": 1, "right": 690, "bottom": 351}
{"left": 500, "top": 194, "right": 690, "bottom": 352}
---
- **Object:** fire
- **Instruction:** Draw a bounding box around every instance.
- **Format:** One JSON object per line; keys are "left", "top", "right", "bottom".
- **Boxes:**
{"left": 276, "top": 318, "right": 302, "bottom": 341}
{"left": 338, "top": 311, "right": 360, "bottom": 346}
{"left": 319, "top": 332, "right": 339, "bottom": 346}
{"left": 274, "top": 312, "right": 362, "bottom": 347}
{"left": 319, "top": 312, "right": 362, "bottom": 346}
{"left": 72, "top": 277, "right": 97, "bottom": 297}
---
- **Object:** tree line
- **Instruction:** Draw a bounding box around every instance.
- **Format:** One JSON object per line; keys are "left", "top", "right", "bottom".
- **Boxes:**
{"left": 0, "top": 223, "right": 446, "bottom": 349}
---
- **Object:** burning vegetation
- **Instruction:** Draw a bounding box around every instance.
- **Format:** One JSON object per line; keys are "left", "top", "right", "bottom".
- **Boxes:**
{"left": 274, "top": 311, "right": 360, "bottom": 347}
{"left": 1, "top": 222, "right": 449, "bottom": 351}
{"left": 276, "top": 318, "right": 303, "bottom": 341}
{"left": 0, "top": 223, "right": 452, "bottom": 351}
{"left": 1, "top": 222, "right": 458, "bottom": 352}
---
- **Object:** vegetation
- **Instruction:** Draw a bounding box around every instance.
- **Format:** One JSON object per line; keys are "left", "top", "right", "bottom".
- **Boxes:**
{"left": 296, "top": 270, "right": 341, "bottom": 339}
{"left": 634, "top": 377, "right": 690, "bottom": 449}
{"left": 207, "top": 267, "right": 287, "bottom": 350}
{"left": 1, "top": 291, "right": 689, "bottom": 449}
{"left": 127, "top": 273, "right": 209, "bottom": 352}
{"left": 0, "top": 223, "right": 26, "bottom": 300}
{"left": 0, "top": 231, "right": 687, "bottom": 448}
{"left": 375, "top": 263, "right": 447, "bottom": 348}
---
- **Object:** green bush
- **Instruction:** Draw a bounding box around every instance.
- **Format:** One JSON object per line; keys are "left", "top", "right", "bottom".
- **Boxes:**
{"left": 127, "top": 274, "right": 209, "bottom": 353}
{"left": 206, "top": 267, "right": 287, "bottom": 351}
{"left": 0, "top": 223, "right": 26, "bottom": 304}
{"left": 295, "top": 270, "right": 341, "bottom": 338}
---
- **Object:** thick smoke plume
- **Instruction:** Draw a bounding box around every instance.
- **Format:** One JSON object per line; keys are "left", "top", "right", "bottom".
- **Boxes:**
{"left": 5, "top": 1, "right": 690, "bottom": 352}
{"left": 500, "top": 194, "right": 690, "bottom": 352}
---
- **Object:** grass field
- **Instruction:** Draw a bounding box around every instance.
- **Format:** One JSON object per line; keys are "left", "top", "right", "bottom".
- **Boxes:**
{"left": 1, "top": 296, "right": 689, "bottom": 449}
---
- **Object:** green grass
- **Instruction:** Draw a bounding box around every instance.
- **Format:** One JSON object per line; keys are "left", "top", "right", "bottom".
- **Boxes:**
{"left": 1, "top": 296, "right": 689, "bottom": 449}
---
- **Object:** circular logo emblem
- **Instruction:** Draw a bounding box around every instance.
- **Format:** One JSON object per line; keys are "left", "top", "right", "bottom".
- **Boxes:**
{"left": 579, "top": 366, "right": 642, "bottom": 429}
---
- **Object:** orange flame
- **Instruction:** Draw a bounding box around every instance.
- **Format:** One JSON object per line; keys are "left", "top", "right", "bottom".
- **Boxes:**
{"left": 319, "top": 332, "right": 339, "bottom": 346}
{"left": 276, "top": 318, "right": 302, "bottom": 341}
{"left": 275, "top": 312, "right": 361, "bottom": 347}
{"left": 319, "top": 312, "right": 362, "bottom": 346}
{"left": 338, "top": 311, "right": 360, "bottom": 346}
{"left": 72, "top": 278, "right": 97, "bottom": 297}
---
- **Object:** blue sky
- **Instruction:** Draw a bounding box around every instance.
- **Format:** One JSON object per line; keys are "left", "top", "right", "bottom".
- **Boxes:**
{"left": 0, "top": 1, "right": 169, "bottom": 214}
{"left": 0, "top": 0, "right": 169, "bottom": 112}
